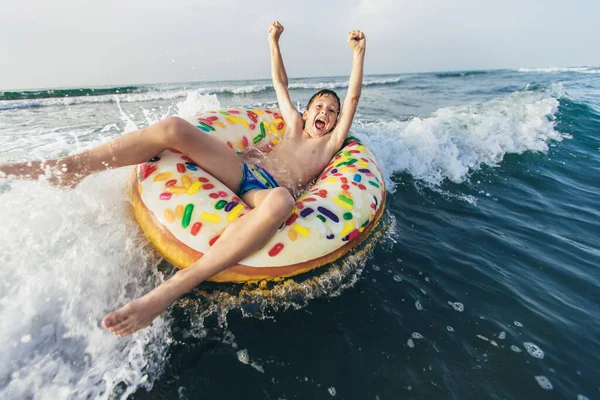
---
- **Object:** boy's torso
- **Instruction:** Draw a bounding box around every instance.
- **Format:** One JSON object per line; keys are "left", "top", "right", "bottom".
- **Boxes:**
{"left": 242, "top": 132, "right": 335, "bottom": 197}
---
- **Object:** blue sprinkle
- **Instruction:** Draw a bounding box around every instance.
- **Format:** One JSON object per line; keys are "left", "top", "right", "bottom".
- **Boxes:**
{"left": 317, "top": 206, "right": 339, "bottom": 223}
{"left": 359, "top": 168, "right": 371, "bottom": 173}
{"left": 149, "top": 156, "right": 160, "bottom": 162}
{"left": 186, "top": 165, "right": 198, "bottom": 171}
{"left": 224, "top": 202, "right": 238, "bottom": 212}
{"left": 185, "top": 161, "right": 199, "bottom": 167}
{"left": 300, "top": 208, "right": 314, "bottom": 218}
{"left": 353, "top": 174, "right": 362, "bottom": 182}
{"left": 326, "top": 234, "right": 335, "bottom": 240}
{"left": 197, "top": 125, "right": 210, "bottom": 132}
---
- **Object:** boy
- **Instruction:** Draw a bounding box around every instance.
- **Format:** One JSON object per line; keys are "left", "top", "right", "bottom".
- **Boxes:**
{"left": 0, "top": 21, "right": 366, "bottom": 336}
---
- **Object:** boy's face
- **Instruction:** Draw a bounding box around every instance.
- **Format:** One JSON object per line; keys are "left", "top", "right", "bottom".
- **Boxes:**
{"left": 302, "top": 94, "right": 339, "bottom": 138}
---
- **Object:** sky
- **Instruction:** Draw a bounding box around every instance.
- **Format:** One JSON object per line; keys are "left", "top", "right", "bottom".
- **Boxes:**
{"left": 1, "top": 0, "right": 599, "bottom": 90}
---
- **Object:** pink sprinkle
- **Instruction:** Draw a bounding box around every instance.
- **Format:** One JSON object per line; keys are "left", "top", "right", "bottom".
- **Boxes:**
{"left": 218, "top": 191, "right": 227, "bottom": 197}
{"left": 160, "top": 193, "right": 172, "bottom": 200}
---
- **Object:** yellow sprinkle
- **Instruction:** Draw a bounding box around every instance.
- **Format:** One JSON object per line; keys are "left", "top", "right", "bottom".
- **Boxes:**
{"left": 252, "top": 109, "right": 264, "bottom": 115}
{"left": 292, "top": 207, "right": 298, "bottom": 214}
{"left": 274, "top": 118, "right": 283, "bottom": 124}
{"left": 273, "top": 137, "right": 280, "bottom": 144}
{"left": 214, "top": 121, "right": 226, "bottom": 129}
{"left": 326, "top": 177, "right": 338, "bottom": 183}
{"left": 164, "top": 209, "right": 175, "bottom": 223}
{"left": 166, "top": 186, "right": 186, "bottom": 194}
{"left": 138, "top": 184, "right": 143, "bottom": 195}
{"left": 341, "top": 190, "right": 352, "bottom": 198}
{"left": 340, "top": 221, "right": 354, "bottom": 237}
{"left": 181, "top": 175, "right": 193, "bottom": 189}
{"left": 186, "top": 181, "right": 202, "bottom": 195}
{"left": 358, "top": 161, "right": 369, "bottom": 168}
{"left": 200, "top": 212, "right": 221, "bottom": 223}
{"left": 293, "top": 223, "right": 309, "bottom": 237}
{"left": 333, "top": 197, "right": 353, "bottom": 210}
{"left": 288, "top": 229, "right": 298, "bottom": 241}
{"left": 175, "top": 204, "right": 184, "bottom": 219}
{"left": 153, "top": 172, "right": 173, "bottom": 182}
{"left": 226, "top": 116, "right": 249, "bottom": 129}
{"left": 227, "top": 204, "right": 244, "bottom": 222}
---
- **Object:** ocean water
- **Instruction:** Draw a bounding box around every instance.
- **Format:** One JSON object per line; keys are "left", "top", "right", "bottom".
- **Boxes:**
{"left": 0, "top": 67, "right": 599, "bottom": 399}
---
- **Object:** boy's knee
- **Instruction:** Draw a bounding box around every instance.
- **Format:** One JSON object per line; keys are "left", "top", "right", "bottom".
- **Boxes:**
{"left": 159, "top": 116, "right": 191, "bottom": 145}
{"left": 265, "top": 188, "right": 295, "bottom": 220}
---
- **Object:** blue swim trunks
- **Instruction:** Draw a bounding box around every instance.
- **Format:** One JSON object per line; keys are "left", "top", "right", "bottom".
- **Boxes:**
{"left": 237, "top": 162, "right": 279, "bottom": 197}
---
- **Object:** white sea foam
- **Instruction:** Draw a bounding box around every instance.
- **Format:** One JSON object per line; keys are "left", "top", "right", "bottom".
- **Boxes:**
{"left": 355, "top": 87, "right": 566, "bottom": 191}
{"left": 518, "top": 66, "right": 600, "bottom": 74}
{"left": 0, "top": 170, "right": 168, "bottom": 399}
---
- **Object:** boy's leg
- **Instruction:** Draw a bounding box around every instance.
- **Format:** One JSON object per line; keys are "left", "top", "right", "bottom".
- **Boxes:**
{"left": 0, "top": 117, "right": 243, "bottom": 190}
{"left": 103, "top": 187, "right": 295, "bottom": 336}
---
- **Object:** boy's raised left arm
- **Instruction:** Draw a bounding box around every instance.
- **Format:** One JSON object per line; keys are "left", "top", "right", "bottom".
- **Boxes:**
{"left": 328, "top": 30, "right": 366, "bottom": 152}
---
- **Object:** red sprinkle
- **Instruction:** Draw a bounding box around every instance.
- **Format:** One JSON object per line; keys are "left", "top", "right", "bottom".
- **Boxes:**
{"left": 191, "top": 222, "right": 202, "bottom": 236}
{"left": 139, "top": 165, "right": 157, "bottom": 181}
{"left": 359, "top": 184, "right": 367, "bottom": 190}
{"left": 296, "top": 202, "right": 304, "bottom": 210}
{"left": 169, "top": 148, "right": 182, "bottom": 154}
{"left": 159, "top": 192, "right": 172, "bottom": 200}
{"left": 348, "top": 229, "right": 359, "bottom": 241}
{"left": 268, "top": 243, "right": 284, "bottom": 257}
{"left": 165, "top": 179, "right": 177, "bottom": 187}
{"left": 341, "top": 184, "right": 350, "bottom": 190}
{"left": 181, "top": 156, "right": 193, "bottom": 162}
{"left": 232, "top": 196, "right": 242, "bottom": 203}
{"left": 209, "top": 235, "right": 220, "bottom": 246}
{"left": 218, "top": 191, "right": 227, "bottom": 197}
{"left": 203, "top": 183, "right": 214, "bottom": 190}
{"left": 198, "top": 177, "right": 209, "bottom": 183}
{"left": 242, "top": 136, "right": 249, "bottom": 147}
{"left": 285, "top": 214, "right": 298, "bottom": 226}
{"left": 341, "top": 177, "right": 348, "bottom": 183}
{"left": 209, "top": 193, "right": 219, "bottom": 199}
{"left": 176, "top": 163, "right": 186, "bottom": 173}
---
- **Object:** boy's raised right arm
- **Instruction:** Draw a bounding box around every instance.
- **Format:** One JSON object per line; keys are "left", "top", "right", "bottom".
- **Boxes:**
{"left": 268, "top": 21, "right": 303, "bottom": 133}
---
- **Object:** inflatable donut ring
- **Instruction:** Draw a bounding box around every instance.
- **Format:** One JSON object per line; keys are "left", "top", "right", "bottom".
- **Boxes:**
{"left": 131, "top": 107, "right": 386, "bottom": 283}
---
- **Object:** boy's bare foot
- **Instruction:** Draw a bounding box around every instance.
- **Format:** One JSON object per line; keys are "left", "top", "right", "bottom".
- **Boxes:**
{"left": 102, "top": 289, "right": 174, "bottom": 336}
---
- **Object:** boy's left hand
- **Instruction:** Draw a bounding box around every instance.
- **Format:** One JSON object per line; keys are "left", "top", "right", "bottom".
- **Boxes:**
{"left": 347, "top": 30, "right": 366, "bottom": 53}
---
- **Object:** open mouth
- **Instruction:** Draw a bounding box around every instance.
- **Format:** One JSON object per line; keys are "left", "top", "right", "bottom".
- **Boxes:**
{"left": 315, "top": 118, "right": 326, "bottom": 130}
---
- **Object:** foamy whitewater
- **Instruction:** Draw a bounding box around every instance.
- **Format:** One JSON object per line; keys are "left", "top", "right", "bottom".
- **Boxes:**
{"left": 0, "top": 68, "right": 598, "bottom": 399}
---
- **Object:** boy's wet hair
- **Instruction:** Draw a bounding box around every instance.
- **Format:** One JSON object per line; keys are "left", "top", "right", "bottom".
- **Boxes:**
{"left": 306, "top": 89, "right": 341, "bottom": 115}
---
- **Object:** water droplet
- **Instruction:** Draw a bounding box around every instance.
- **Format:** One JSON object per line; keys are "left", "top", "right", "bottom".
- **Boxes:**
{"left": 510, "top": 345, "right": 522, "bottom": 353}
{"left": 20, "top": 334, "right": 31, "bottom": 343}
{"left": 535, "top": 375, "right": 553, "bottom": 390}
{"left": 372, "top": 265, "right": 380, "bottom": 271}
{"left": 448, "top": 301, "right": 464, "bottom": 312}
{"left": 328, "top": 386, "right": 336, "bottom": 396}
{"left": 514, "top": 321, "right": 523, "bottom": 327}
{"left": 412, "top": 332, "right": 424, "bottom": 339}
{"left": 447, "top": 326, "right": 454, "bottom": 332}
{"left": 498, "top": 331, "right": 506, "bottom": 339}
{"left": 393, "top": 275, "right": 402, "bottom": 282}
{"left": 237, "top": 349, "right": 250, "bottom": 364}
{"left": 523, "top": 342, "right": 544, "bottom": 359}
{"left": 415, "top": 301, "right": 423, "bottom": 311}
{"left": 407, "top": 338, "right": 415, "bottom": 348}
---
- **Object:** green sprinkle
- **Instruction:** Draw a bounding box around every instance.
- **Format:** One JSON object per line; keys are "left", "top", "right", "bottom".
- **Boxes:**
{"left": 361, "top": 219, "right": 370, "bottom": 228}
{"left": 338, "top": 195, "right": 354, "bottom": 206}
{"left": 343, "top": 151, "right": 351, "bottom": 156}
{"left": 197, "top": 121, "right": 215, "bottom": 131}
{"left": 343, "top": 212, "right": 353, "bottom": 220}
{"left": 260, "top": 122, "right": 266, "bottom": 137}
{"left": 218, "top": 111, "right": 230, "bottom": 116}
{"left": 215, "top": 200, "right": 227, "bottom": 210}
{"left": 253, "top": 134, "right": 262, "bottom": 144}
{"left": 368, "top": 181, "right": 380, "bottom": 188}
{"left": 317, "top": 215, "right": 326, "bottom": 223}
{"left": 182, "top": 204, "right": 194, "bottom": 229}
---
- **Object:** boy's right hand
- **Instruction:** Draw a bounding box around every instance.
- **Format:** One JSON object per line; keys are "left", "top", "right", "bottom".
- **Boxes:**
{"left": 268, "top": 21, "right": 284, "bottom": 42}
